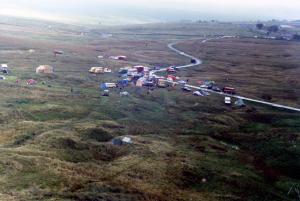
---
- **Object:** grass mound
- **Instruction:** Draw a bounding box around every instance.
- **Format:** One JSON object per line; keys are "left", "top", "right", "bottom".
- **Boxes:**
{"left": 53, "top": 137, "right": 89, "bottom": 150}
{"left": 62, "top": 182, "right": 145, "bottom": 201}
{"left": 82, "top": 128, "right": 114, "bottom": 142}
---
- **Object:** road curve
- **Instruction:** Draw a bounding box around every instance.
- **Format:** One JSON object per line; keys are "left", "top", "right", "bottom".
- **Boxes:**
{"left": 152, "top": 38, "right": 300, "bottom": 113}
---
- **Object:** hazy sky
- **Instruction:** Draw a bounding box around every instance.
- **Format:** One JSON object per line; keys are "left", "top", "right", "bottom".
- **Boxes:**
{"left": 0, "top": 0, "right": 300, "bottom": 25}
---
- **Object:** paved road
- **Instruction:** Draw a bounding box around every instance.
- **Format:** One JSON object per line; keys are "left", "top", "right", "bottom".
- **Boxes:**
{"left": 150, "top": 42, "right": 202, "bottom": 77}
{"left": 152, "top": 38, "right": 300, "bottom": 112}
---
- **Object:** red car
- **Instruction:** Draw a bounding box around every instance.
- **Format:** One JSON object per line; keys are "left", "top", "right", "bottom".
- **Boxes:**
{"left": 166, "top": 67, "right": 176, "bottom": 73}
{"left": 223, "top": 87, "right": 236, "bottom": 94}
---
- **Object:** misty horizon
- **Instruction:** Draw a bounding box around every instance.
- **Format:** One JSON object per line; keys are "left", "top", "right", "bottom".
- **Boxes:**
{"left": 0, "top": 0, "right": 300, "bottom": 25}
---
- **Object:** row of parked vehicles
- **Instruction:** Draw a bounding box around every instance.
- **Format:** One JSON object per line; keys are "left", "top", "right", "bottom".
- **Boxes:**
{"left": 181, "top": 85, "right": 239, "bottom": 106}
{"left": 182, "top": 85, "right": 236, "bottom": 95}
{"left": 199, "top": 81, "right": 236, "bottom": 94}
{"left": 181, "top": 86, "right": 210, "bottom": 96}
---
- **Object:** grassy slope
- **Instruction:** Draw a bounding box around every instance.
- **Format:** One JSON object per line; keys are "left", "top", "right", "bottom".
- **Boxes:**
{"left": 0, "top": 20, "right": 298, "bottom": 201}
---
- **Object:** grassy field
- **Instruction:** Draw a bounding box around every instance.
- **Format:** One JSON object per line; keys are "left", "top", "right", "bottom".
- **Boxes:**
{"left": 176, "top": 38, "right": 300, "bottom": 106}
{"left": 0, "top": 18, "right": 298, "bottom": 201}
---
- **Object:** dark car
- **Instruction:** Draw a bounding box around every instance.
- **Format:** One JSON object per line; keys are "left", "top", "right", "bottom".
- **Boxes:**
{"left": 102, "top": 90, "right": 110, "bottom": 96}
{"left": 212, "top": 86, "right": 221, "bottom": 92}
{"left": 191, "top": 59, "right": 197, "bottom": 64}
{"left": 182, "top": 86, "right": 192, "bottom": 92}
{"left": 143, "top": 81, "right": 154, "bottom": 87}
{"left": 174, "top": 66, "right": 180, "bottom": 71}
{"left": 207, "top": 83, "right": 214, "bottom": 89}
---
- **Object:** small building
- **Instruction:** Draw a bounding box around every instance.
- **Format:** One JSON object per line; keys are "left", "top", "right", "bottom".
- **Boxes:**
{"left": 36, "top": 65, "right": 54, "bottom": 74}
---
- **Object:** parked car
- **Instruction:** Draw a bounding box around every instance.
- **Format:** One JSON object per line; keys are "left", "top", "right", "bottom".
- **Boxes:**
{"left": 120, "top": 91, "right": 129, "bottom": 96}
{"left": 193, "top": 91, "right": 204, "bottom": 96}
{"left": 191, "top": 59, "right": 197, "bottom": 64}
{"left": 143, "top": 81, "right": 154, "bottom": 87}
{"left": 212, "top": 86, "right": 222, "bottom": 92}
{"left": 177, "top": 80, "right": 187, "bottom": 85}
{"left": 102, "top": 90, "right": 109, "bottom": 96}
{"left": 201, "top": 91, "right": 210, "bottom": 96}
{"left": 174, "top": 66, "right": 180, "bottom": 71}
{"left": 166, "top": 67, "right": 176, "bottom": 73}
{"left": 182, "top": 86, "right": 192, "bottom": 92}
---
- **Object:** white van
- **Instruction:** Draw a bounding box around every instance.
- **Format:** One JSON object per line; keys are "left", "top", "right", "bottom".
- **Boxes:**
{"left": 225, "top": 97, "right": 231, "bottom": 105}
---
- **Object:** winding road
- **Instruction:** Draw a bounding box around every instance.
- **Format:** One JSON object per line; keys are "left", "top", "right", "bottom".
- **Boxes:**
{"left": 152, "top": 38, "right": 300, "bottom": 112}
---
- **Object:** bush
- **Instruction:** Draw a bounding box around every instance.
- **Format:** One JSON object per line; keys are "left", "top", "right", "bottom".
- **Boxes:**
{"left": 255, "top": 140, "right": 300, "bottom": 179}
{"left": 83, "top": 128, "right": 113, "bottom": 142}
{"left": 13, "top": 132, "right": 37, "bottom": 146}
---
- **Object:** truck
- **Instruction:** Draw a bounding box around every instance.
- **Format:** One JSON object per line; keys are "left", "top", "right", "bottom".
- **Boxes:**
{"left": 223, "top": 87, "right": 236, "bottom": 94}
